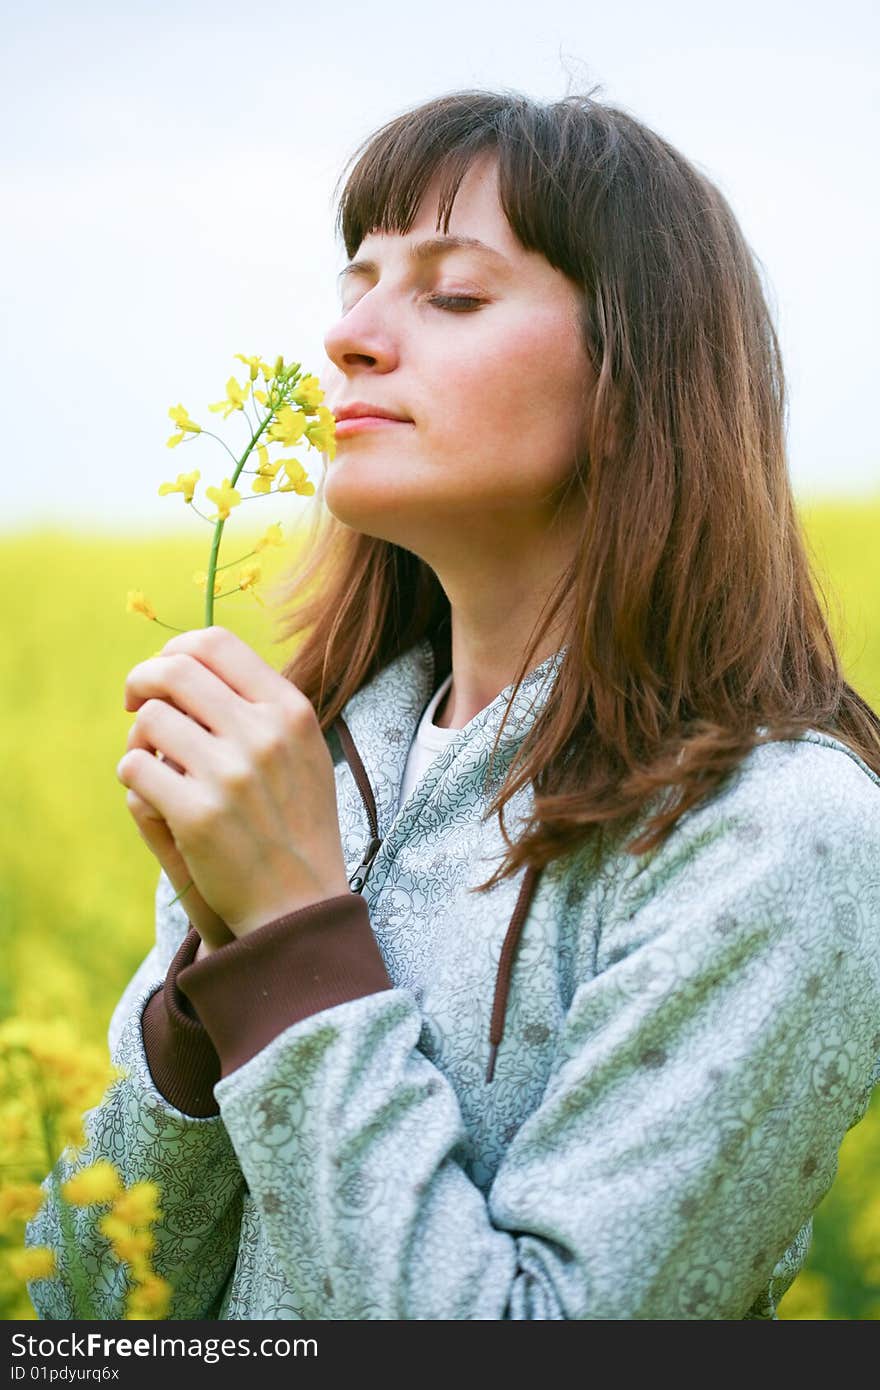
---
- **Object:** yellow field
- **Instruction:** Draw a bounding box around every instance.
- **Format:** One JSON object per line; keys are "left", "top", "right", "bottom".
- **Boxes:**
{"left": 1, "top": 497, "right": 879, "bottom": 1319}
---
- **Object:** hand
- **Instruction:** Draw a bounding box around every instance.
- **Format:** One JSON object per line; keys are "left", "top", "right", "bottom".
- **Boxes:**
{"left": 117, "top": 625, "right": 351, "bottom": 941}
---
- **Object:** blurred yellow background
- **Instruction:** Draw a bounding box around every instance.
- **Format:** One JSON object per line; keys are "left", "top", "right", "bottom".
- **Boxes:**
{"left": 1, "top": 497, "right": 879, "bottom": 1319}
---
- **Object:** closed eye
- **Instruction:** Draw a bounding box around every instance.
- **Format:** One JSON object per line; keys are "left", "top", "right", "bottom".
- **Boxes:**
{"left": 426, "top": 295, "right": 485, "bottom": 310}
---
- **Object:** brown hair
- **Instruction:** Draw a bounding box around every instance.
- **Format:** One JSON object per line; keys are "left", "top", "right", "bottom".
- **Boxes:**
{"left": 267, "top": 85, "right": 880, "bottom": 891}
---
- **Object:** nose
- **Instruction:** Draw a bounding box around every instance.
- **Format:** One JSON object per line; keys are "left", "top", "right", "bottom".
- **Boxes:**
{"left": 323, "top": 291, "right": 400, "bottom": 376}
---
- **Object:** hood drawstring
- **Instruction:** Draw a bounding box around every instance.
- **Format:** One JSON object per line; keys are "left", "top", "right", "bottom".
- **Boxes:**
{"left": 333, "top": 715, "right": 542, "bottom": 1086}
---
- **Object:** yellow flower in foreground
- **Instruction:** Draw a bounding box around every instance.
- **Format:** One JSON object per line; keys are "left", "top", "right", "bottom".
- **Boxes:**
{"left": 193, "top": 570, "right": 222, "bottom": 595}
{"left": 62, "top": 1160, "right": 123, "bottom": 1207}
{"left": 291, "top": 374, "right": 324, "bottom": 409}
{"left": 7, "top": 1247, "right": 56, "bottom": 1281}
{"left": 0, "top": 1182, "right": 46, "bottom": 1224}
{"left": 112, "top": 1182, "right": 162, "bottom": 1227}
{"left": 110, "top": 1230, "right": 156, "bottom": 1264}
{"left": 255, "top": 522, "right": 284, "bottom": 551}
{"left": 204, "top": 478, "right": 242, "bottom": 522}
{"left": 208, "top": 375, "right": 250, "bottom": 419}
{"left": 126, "top": 1273, "right": 173, "bottom": 1318}
{"left": 166, "top": 403, "right": 201, "bottom": 447}
{"left": 305, "top": 404, "right": 336, "bottom": 461}
{"left": 266, "top": 404, "right": 307, "bottom": 449}
{"left": 158, "top": 469, "right": 200, "bottom": 503}
{"left": 126, "top": 591, "right": 157, "bottom": 621}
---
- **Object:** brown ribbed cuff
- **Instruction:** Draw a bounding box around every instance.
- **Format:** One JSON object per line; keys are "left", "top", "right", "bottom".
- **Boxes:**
{"left": 141, "top": 927, "right": 223, "bottom": 1118}
{"left": 177, "top": 892, "right": 393, "bottom": 1080}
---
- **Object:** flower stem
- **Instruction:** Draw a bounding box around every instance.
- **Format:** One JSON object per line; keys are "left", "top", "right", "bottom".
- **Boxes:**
{"left": 204, "top": 413, "right": 273, "bottom": 626}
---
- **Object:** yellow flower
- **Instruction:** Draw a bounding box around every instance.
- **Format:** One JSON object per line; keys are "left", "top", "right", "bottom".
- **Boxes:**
{"left": 98, "top": 1213, "right": 131, "bottom": 1245}
{"left": 254, "top": 389, "right": 269, "bottom": 406}
{"left": 166, "top": 403, "right": 201, "bottom": 447}
{"left": 208, "top": 376, "right": 250, "bottom": 419}
{"left": 305, "top": 404, "right": 336, "bottom": 461}
{"left": 62, "top": 1160, "right": 123, "bottom": 1207}
{"left": 158, "top": 469, "right": 200, "bottom": 503}
{"left": 237, "top": 563, "right": 261, "bottom": 591}
{"left": 237, "top": 564, "right": 266, "bottom": 607}
{"left": 266, "top": 404, "right": 307, "bottom": 449}
{"left": 255, "top": 522, "right": 283, "bottom": 551}
{"left": 126, "top": 591, "right": 157, "bottom": 622}
{"left": 234, "top": 353, "right": 265, "bottom": 382}
{"left": 110, "top": 1230, "right": 156, "bottom": 1263}
{"left": 192, "top": 570, "right": 222, "bottom": 595}
{"left": 0, "top": 1183, "right": 46, "bottom": 1224}
{"left": 7, "top": 1247, "right": 56, "bottom": 1281}
{"left": 204, "top": 478, "right": 242, "bottom": 522}
{"left": 125, "top": 1273, "right": 173, "bottom": 1318}
{"left": 291, "top": 375, "right": 324, "bottom": 410}
{"left": 277, "top": 458, "right": 315, "bottom": 496}
{"left": 251, "top": 444, "right": 282, "bottom": 494}
{"left": 111, "top": 1182, "right": 162, "bottom": 1227}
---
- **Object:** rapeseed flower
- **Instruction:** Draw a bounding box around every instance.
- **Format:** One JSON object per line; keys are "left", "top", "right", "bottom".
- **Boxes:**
{"left": 166, "top": 403, "right": 201, "bottom": 448}
{"left": 205, "top": 478, "right": 242, "bottom": 522}
{"left": 193, "top": 570, "right": 223, "bottom": 595}
{"left": 291, "top": 374, "right": 324, "bottom": 409}
{"left": 208, "top": 375, "right": 250, "bottom": 419}
{"left": 111, "top": 1181, "right": 162, "bottom": 1227}
{"left": 126, "top": 591, "right": 157, "bottom": 622}
{"left": 234, "top": 353, "right": 271, "bottom": 382}
{"left": 158, "top": 469, "right": 200, "bottom": 503}
{"left": 0, "top": 1183, "right": 46, "bottom": 1224}
{"left": 7, "top": 1248, "right": 56, "bottom": 1282}
{"left": 305, "top": 404, "right": 336, "bottom": 461}
{"left": 61, "top": 1161, "right": 123, "bottom": 1207}
{"left": 266, "top": 404, "right": 308, "bottom": 449}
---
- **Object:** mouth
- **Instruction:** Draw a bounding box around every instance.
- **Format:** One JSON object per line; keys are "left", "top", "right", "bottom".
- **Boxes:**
{"left": 334, "top": 416, "right": 414, "bottom": 437}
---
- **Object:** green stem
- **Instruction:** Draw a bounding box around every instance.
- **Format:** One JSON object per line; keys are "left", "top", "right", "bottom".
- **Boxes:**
{"left": 204, "top": 412, "right": 273, "bottom": 626}
{"left": 166, "top": 878, "right": 194, "bottom": 908}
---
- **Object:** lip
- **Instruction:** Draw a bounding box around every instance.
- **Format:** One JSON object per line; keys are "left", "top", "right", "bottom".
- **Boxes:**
{"left": 334, "top": 416, "right": 414, "bottom": 437}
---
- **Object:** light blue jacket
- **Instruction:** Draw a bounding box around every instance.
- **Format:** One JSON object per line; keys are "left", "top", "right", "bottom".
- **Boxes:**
{"left": 26, "top": 638, "right": 880, "bottom": 1318}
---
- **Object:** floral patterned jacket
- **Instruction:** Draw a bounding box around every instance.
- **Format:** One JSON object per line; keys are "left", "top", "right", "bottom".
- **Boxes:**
{"left": 26, "top": 638, "right": 880, "bottom": 1319}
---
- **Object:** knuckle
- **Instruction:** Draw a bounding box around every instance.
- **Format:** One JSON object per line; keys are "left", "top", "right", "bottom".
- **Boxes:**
{"left": 138, "top": 697, "right": 165, "bottom": 728}
{"left": 184, "top": 795, "right": 222, "bottom": 841}
{"left": 221, "top": 755, "right": 253, "bottom": 792}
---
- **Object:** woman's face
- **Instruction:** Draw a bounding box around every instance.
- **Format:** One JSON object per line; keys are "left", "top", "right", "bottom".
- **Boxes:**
{"left": 320, "top": 151, "right": 592, "bottom": 562}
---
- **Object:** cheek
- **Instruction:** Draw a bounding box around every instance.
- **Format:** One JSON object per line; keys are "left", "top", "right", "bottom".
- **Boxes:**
{"left": 448, "top": 314, "right": 586, "bottom": 453}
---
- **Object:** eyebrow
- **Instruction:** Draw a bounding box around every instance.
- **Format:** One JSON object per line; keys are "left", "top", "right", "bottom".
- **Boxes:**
{"left": 337, "top": 235, "right": 511, "bottom": 287}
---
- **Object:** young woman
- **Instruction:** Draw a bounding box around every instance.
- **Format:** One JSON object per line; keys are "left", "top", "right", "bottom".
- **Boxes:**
{"left": 27, "top": 87, "right": 880, "bottom": 1320}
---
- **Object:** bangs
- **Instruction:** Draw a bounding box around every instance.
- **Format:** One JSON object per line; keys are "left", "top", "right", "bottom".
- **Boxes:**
{"left": 330, "top": 91, "right": 589, "bottom": 284}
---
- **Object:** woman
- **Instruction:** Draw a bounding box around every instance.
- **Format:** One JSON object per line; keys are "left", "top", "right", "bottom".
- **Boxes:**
{"left": 27, "top": 87, "right": 880, "bottom": 1320}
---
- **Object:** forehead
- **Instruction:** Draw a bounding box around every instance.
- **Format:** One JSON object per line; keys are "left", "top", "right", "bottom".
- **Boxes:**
{"left": 358, "top": 152, "right": 515, "bottom": 256}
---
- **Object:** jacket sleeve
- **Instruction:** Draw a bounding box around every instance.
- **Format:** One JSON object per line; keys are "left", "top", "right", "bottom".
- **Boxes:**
{"left": 173, "top": 759, "right": 880, "bottom": 1319}
{"left": 24, "top": 871, "right": 246, "bottom": 1321}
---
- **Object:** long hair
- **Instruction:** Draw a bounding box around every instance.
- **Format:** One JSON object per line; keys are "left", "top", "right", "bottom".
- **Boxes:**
{"left": 266, "top": 86, "right": 880, "bottom": 892}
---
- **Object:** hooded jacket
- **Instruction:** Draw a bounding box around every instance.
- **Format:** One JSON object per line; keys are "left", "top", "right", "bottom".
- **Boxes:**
{"left": 25, "top": 636, "right": 880, "bottom": 1320}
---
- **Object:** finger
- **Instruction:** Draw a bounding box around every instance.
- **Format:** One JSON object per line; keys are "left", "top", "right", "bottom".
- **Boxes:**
{"left": 126, "top": 787, "right": 166, "bottom": 823}
{"left": 157, "top": 625, "right": 306, "bottom": 712}
{"left": 116, "top": 743, "right": 202, "bottom": 826}
{"left": 126, "top": 699, "right": 216, "bottom": 779}
{"left": 125, "top": 652, "right": 243, "bottom": 739}
{"left": 124, "top": 718, "right": 186, "bottom": 776}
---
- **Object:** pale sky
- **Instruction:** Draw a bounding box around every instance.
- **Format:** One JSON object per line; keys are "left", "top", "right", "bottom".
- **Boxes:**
{"left": 1, "top": 0, "right": 877, "bottom": 535}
